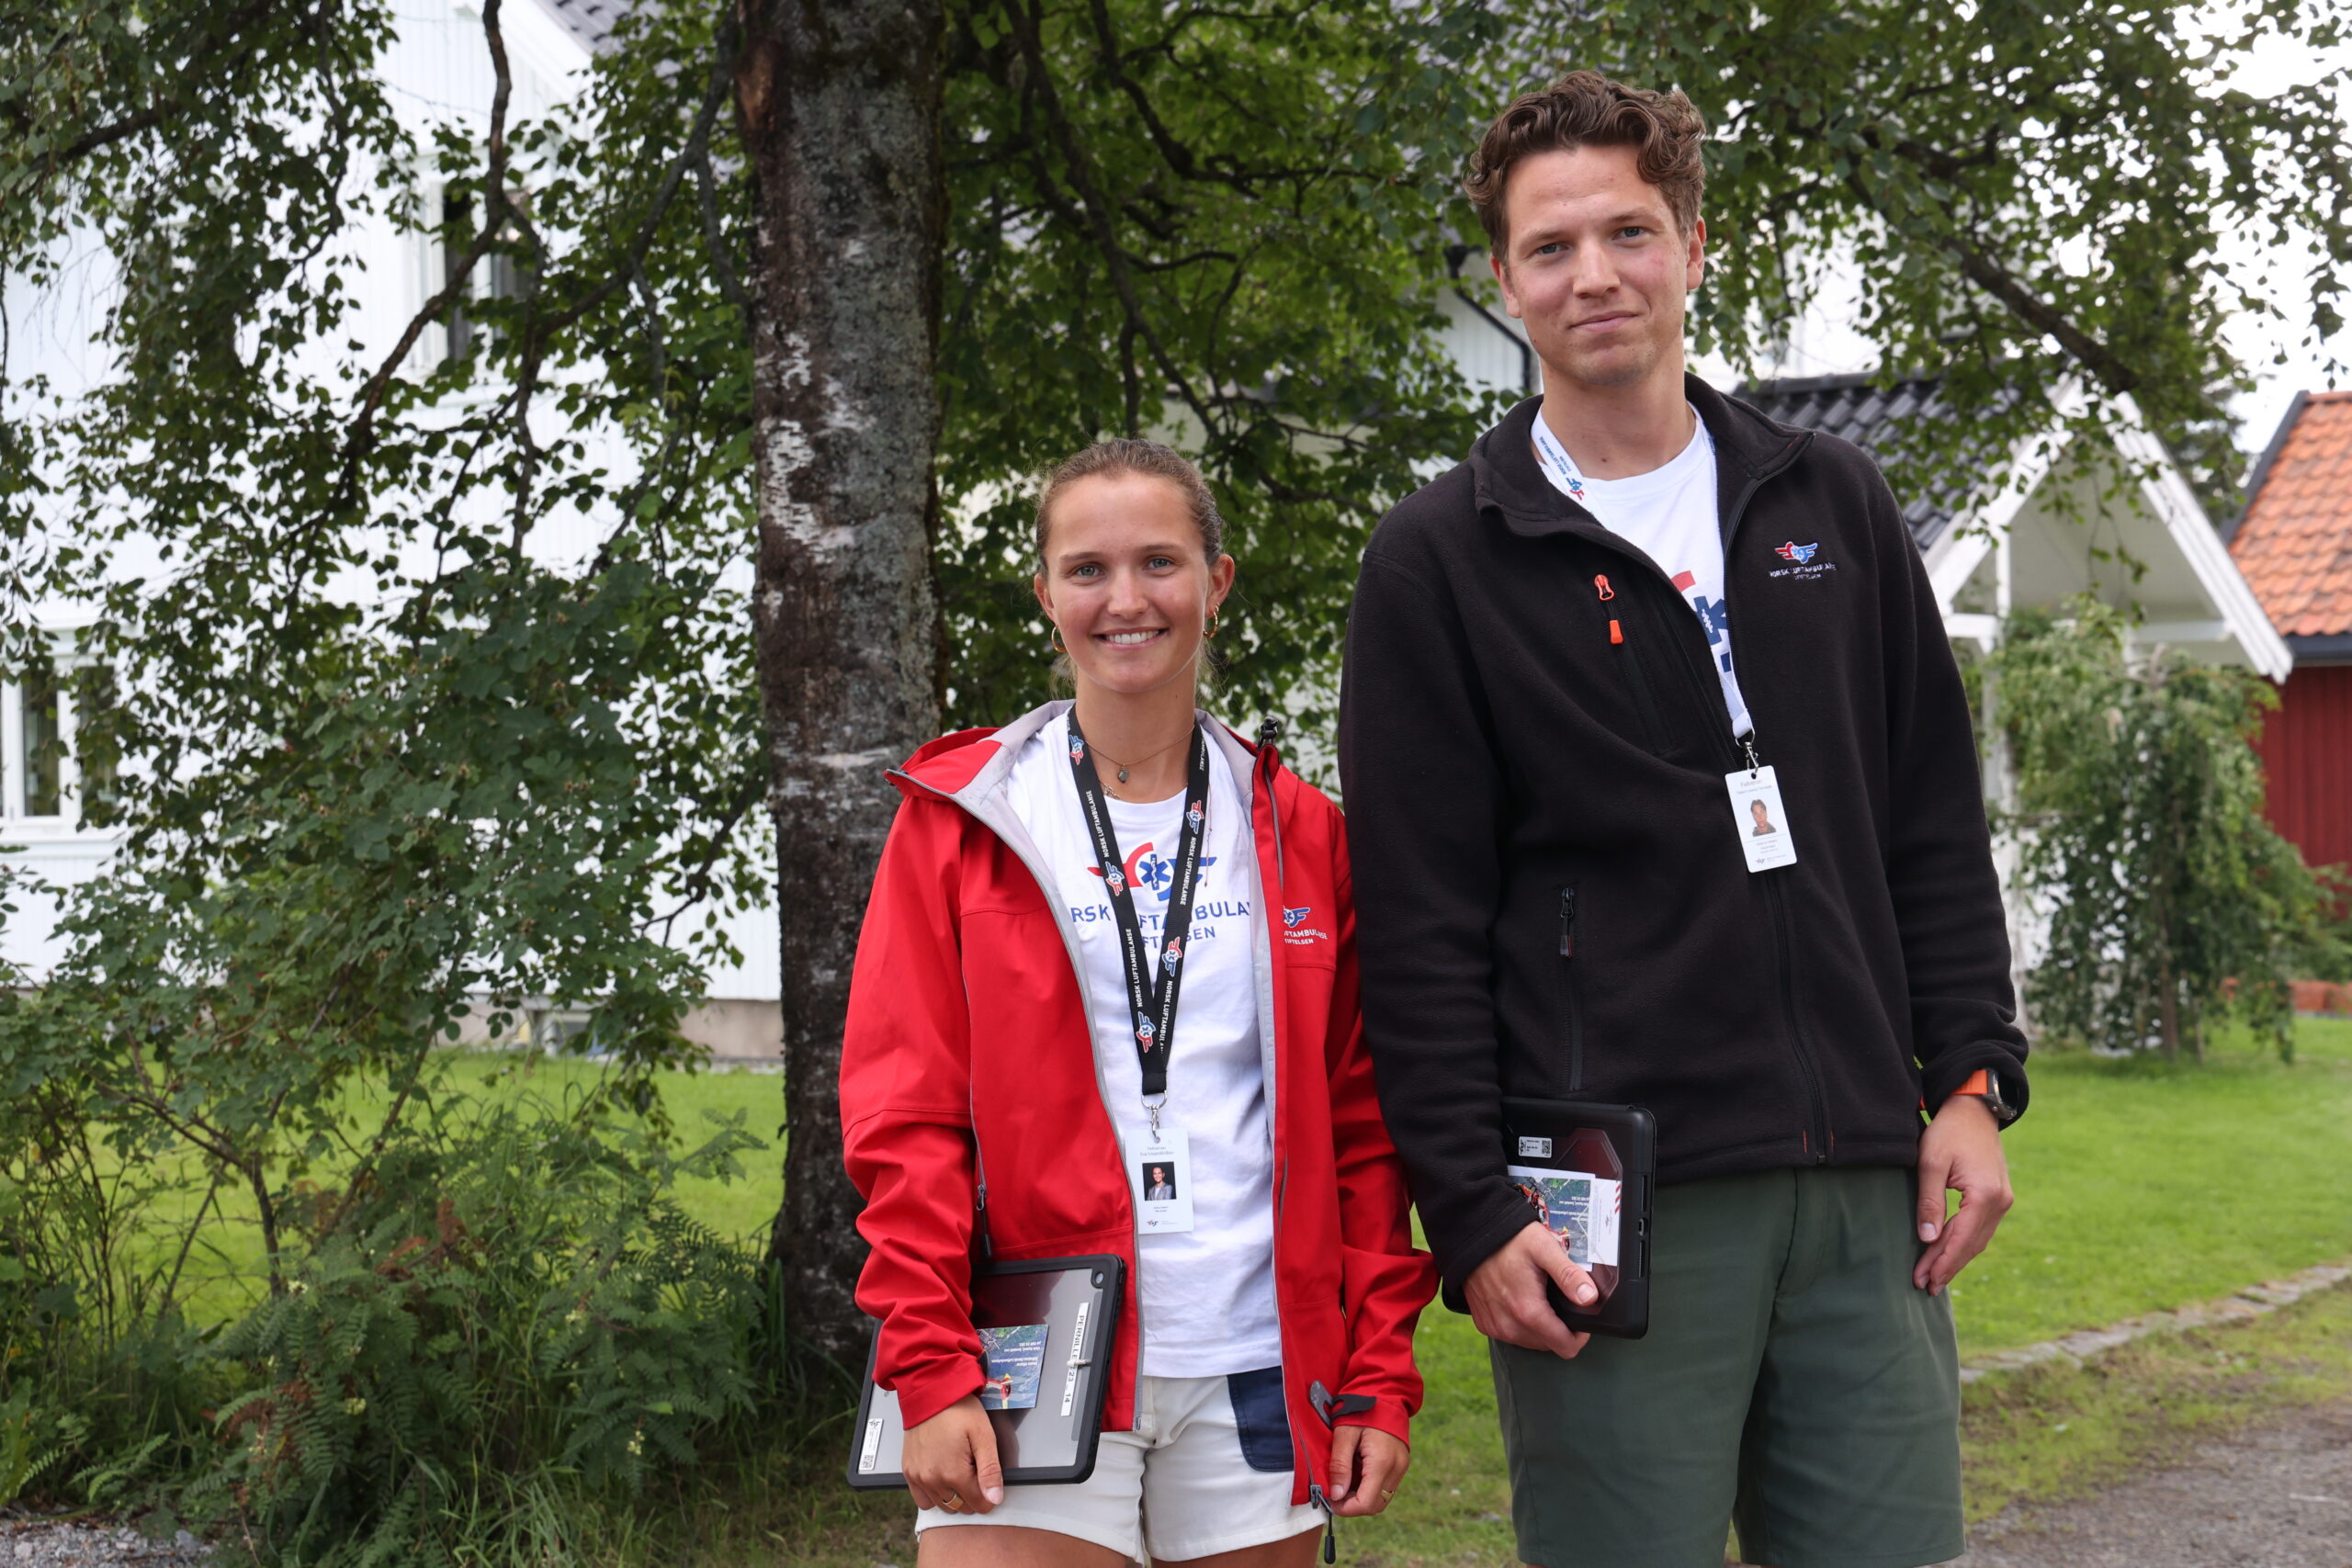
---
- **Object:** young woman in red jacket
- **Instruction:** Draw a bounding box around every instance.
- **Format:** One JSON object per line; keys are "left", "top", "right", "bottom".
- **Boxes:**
{"left": 841, "top": 440, "right": 1436, "bottom": 1566}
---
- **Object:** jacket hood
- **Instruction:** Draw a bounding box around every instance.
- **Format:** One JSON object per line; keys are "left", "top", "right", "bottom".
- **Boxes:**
{"left": 1467, "top": 373, "right": 1815, "bottom": 539}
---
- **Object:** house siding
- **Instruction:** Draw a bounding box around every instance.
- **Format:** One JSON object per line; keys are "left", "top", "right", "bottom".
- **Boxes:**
{"left": 2255, "top": 664, "right": 2352, "bottom": 880}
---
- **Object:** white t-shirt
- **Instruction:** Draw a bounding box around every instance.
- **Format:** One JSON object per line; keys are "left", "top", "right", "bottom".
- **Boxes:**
{"left": 1532, "top": 405, "right": 1754, "bottom": 736}
{"left": 1001, "top": 706, "right": 1282, "bottom": 1378}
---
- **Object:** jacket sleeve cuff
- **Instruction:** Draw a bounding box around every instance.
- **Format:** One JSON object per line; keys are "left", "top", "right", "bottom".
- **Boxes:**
{"left": 1333, "top": 1395, "right": 1412, "bottom": 1448}
{"left": 1921, "top": 1046, "right": 2030, "bottom": 1124}
{"left": 887, "top": 1353, "right": 987, "bottom": 1432}
{"left": 1435, "top": 1179, "right": 1545, "bottom": 1301}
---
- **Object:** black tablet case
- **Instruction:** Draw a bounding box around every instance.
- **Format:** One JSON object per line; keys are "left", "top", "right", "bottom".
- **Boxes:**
{"left": 1499, "top": 1098, "right": 1655, "bottom": 1339}
{"left": 846, "top": 1255, "right": 1125, "bottom": 1489}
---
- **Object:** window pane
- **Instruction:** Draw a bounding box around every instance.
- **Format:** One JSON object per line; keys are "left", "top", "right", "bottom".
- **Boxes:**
{"left": 21, "top": 660, "right": 60, "bottom": 817}
{"left": 72, "top": 665, "right": 121, "bottom": 829}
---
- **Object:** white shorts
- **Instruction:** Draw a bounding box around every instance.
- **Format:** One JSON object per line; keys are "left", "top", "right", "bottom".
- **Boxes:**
{"left": 914, "top": 1369, "right": 1324, "bottom": 1562}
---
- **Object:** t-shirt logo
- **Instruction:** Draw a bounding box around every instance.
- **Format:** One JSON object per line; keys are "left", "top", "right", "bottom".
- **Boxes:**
{"left": 1775, "top": 540, "right": 1821, "bottom": 564}
{"left": 1089, "top": 842, "right": 1217, "bottom": 903}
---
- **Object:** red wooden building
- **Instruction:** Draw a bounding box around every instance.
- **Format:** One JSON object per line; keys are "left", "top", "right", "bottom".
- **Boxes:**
{"left": 2227, "top": 392, "right": 2352, "bottom": 880}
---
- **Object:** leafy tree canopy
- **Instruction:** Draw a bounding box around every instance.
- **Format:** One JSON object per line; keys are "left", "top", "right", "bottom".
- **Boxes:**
{"left": 0, "top": 0, "right": 2344, "bottom": 1333}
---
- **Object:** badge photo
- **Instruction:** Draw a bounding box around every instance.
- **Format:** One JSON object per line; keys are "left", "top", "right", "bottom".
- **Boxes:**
{"left": 1131, "top": 1127, "right": 1195, "bottom": 1235}
{"left": 1724, "top": 763, "right": 1798, "bottom": 873}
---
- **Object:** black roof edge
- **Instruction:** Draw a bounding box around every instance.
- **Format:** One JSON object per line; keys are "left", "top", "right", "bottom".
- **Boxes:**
{"left": 2286, "top": 631, "right": 2352, "bottom": 667}
{"left": 2223, "top": 390, "right": 2310, "bottom": 548}
{"left": 1733, "top": 367, "right": 1940, "bottom": 398}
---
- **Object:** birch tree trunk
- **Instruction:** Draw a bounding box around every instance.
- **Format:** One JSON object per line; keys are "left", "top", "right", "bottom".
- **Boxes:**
{"left": 737, "top": 0, "right": 945, "bottom": 1370}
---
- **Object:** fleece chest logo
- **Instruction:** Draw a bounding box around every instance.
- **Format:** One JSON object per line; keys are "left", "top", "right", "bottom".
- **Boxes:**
{"left": 1769, "top": 539, "right": 1839, "bottom": 582}
{"left": 1281, "top": 904, "right": 1331, "bottom": 948}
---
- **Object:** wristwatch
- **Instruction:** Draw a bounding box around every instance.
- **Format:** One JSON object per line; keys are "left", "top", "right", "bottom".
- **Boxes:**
{"left": 1951, "top": 1067, "right": 2018, "bottom": 1129}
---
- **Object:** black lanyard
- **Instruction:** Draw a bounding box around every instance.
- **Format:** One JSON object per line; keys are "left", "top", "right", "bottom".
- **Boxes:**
{"left": 1066, "top": 713, "right": 1212, "bottom": 1101}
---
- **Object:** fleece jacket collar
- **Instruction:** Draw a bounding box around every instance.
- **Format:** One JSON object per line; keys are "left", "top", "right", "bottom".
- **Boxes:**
{"left": 1469, "top": 373, "right": 1816, "bottom": 557}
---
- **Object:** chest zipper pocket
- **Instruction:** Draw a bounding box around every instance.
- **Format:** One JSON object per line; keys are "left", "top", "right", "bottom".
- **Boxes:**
{"left": 1557, "top": 887, "right": 1584, "bottom": 1093}
{"left": 1598, "top": 576, "right": 1670, "bottom": 756}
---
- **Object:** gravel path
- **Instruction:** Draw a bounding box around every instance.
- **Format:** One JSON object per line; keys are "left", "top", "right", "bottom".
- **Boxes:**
{"left": 0, "top": 1524, "right": 211, "bottom": 1568}
{"left": 1956, "top": 1398, "right": 2352, "bottom": 1568}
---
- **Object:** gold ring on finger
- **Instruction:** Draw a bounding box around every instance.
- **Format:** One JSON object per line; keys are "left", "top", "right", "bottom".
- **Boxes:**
{"left": 1380, "top": 1488, "right": 1396, "bottom": 1502}
{"left": 939, "top": 1493, "right": 962, "bottom": 1513}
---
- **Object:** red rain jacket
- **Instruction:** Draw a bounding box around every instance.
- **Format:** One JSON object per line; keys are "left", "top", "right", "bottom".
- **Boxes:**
{"left": 840, "top": 704, "right": 1436, "bottom": 1504}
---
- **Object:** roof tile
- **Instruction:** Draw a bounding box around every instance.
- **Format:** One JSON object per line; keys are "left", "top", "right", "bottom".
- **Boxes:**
{"left": 1736, "top": 371, "right": 1982, "bottom": 554}
{"left": 2231, "top": 393, "right": 2352, "bottom": 637}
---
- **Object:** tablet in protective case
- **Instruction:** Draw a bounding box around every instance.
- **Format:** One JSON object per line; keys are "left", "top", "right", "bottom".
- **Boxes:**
{"left": 847, "top": 1255, "right": 1125, "bottom": 1489}
{"left": 1500, "top": 1098, "right": 1654, "bottom": 1339}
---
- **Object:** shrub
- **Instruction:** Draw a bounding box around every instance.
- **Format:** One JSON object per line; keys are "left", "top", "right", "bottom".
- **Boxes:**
{"left": 181, "top": 1099, "right": 766, "bottom": 1566}
{"left": 1990, "top": 598, "right": 2341, "bottom": 1060}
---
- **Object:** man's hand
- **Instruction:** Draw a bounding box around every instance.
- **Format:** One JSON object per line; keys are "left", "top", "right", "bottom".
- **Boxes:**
{"left": 1327, "top": 1423, "right": 1410, "bottom": 1517}
{"left": 1914, "top": 1093, "right": 2014, "bottom": 1295}
{"left": 1464, "top": 1222, "right": 1593, "bottom": 1359}
{"left": 901, "top": 1395, "right": 1004, "bottom": 1515}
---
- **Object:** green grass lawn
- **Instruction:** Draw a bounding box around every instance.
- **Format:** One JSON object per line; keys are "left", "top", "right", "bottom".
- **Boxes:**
{"left": 498, "top": 1014, "right": 2352, "bottom": 1567}
{"left": 133, "top": 1017, "right": 2352, "bottom": 1565}
{"left": 175, "top": 1015, "right": 2352, "bottom": 1349}
{"left": 508, "top": 1013, "right": 2352, "bottom": 1358}
{"left": 1942, "top": 1015, "right": 2352, "bottom": 1354}
{"left": 1360, "top": 1016, "right": 2352, "bottom": 1562}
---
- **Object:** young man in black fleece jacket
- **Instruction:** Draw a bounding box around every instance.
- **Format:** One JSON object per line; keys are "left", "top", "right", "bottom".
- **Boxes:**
{"left": 1340, "top": 73, "right": 2029, "bottom": 1568}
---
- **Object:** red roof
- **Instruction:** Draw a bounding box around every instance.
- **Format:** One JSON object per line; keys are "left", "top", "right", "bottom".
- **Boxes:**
{"left": 2232, "top": 392, "right": 2352, "bottom": 637}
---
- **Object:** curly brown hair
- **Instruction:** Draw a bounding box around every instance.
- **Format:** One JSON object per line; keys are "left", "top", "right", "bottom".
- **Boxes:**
{"left": 1464, "top": 71, "right": 1707, "bottom": 251}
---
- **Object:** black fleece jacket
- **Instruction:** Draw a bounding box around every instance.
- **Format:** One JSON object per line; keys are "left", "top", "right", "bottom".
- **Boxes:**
{"left": 1338, "top": 377, "right": 2030, "bottom": 1292}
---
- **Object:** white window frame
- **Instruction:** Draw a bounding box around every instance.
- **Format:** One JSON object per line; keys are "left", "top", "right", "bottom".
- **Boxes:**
{"left": 3, "top": 628, "right": 118, "bottom": 838}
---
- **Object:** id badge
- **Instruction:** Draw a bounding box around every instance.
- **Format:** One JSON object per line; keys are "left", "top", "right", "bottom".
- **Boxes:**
{"left": 1724, "top": 764, "right": 1797, "bottom": 873}
{"left": 1130, "top": 1127, "right": 1195, "bottom": 1234}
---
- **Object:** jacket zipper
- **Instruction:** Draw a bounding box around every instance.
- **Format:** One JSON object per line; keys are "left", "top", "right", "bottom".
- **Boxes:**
{"left": 1701, "top": 470, "right": 1832, "bottom": 1162}
{"left": 887, "top": 753, "right": 1156, "bottom": 1404}
{"left": 1740, "top": 738, "right": 1830, "bottom": 1162}
{"left": 1255, "top": 719, "right": 1315, "bottom": 1512}
{"left": 1572, "top": 462, "right": 1834, "bottom": 1162}
{"left": 1557, "top": 887, "right": 1584, "bottom": 1092}
{"left": 1704, "top": 465, "right": 1835, "bottom": 1163}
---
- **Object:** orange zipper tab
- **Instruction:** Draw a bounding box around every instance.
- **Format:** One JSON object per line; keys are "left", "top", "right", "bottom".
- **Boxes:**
{"left": 1594, "top": 574, "right": 1615, "bottom": 601}
{"left": 1609, "top": 619, "right": 1623, "bottom": 646}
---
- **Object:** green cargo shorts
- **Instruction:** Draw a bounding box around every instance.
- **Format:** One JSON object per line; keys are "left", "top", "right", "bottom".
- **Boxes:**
{"left": 1490, "top": 1166, "right": 1962, "bottom": 1568}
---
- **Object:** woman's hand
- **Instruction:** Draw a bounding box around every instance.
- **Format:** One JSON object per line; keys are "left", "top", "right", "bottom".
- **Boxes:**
{"left": 1327, "top": 1422, "right": 1409, "bottom": 1517}
{"left": 902, "top": 1395, "right": 1003, "bottom": 1516}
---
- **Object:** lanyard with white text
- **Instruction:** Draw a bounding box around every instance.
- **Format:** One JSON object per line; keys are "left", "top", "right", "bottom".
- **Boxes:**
{"left": 1067, "top": 714, "right": 1211, "bottom": 1117}
{"left": 1529, "top": 404, "right": 1713, "bottom": 503}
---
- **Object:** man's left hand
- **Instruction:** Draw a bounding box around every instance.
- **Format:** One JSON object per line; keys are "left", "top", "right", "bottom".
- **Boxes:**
{"left": 1913, "top": 1093, "right": 2013, "bottom": 1295}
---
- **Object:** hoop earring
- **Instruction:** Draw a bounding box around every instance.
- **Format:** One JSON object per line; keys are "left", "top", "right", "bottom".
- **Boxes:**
{"left": 1204, "top": 607, "right": 1220, "bottom": 640}
{"left": 1049, "top": 623, "right": 1067, "bottom": 655}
